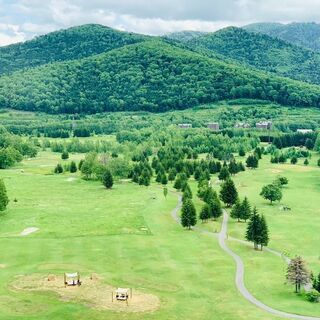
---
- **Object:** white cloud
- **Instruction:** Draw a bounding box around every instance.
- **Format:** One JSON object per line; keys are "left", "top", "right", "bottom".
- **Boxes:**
{"left": 1, "top": 0, "right": 320, "bottom": 46}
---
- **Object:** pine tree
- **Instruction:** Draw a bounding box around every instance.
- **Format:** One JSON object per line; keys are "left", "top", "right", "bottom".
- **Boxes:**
{"left": 161, "top": 173, "right": 168, "bottom": 185}
{"left": 70, "top": 161, "right": 77, "bottom": 173}
{"left": 199, "top": 203, "right": 211, "bottom": 222}
{"left": 286, "top": 256, "right": 310, "bottom": 293}
{"left": 54, "top": 163, "right": 63, "bottom": 174}
{"left": 102, "top": 169, "right": 113, "bottom": 189}
{"left": 61, "top": 150, "right": 69, "bottom": 160}
{"left": 246, "top": 155, "right": 259, "bottom": 169}
{"left": 304, "top": 159, "right": 309, "bottom": 166}
{"left": 209, "top": 197, "right": 223, "bottom": 220}
{"left": 182, "top": 184, "right": 193, "bottom": 202}
{"left": 245, "top": 207, "right": 261, "bottom": 250}
{"left": 218, "top": 166, "right": 230, "bottom": 181}
{"left": 203, "top": 187, "right": 218, "bottom": 204}
{"left": 155, "top": 171, "right": 162, "bottom": 183}
{"left": 0, "top": 179, "right": 9, "bottom": 211}
{"left": 230, "top": 199, "right": 242, "bottom": 222}
{"left": 220, "top": 178, "right": 238, "bottom": 207}
{"left": 259, "top": 215, "right": 269, "bottom": 250}
{"left": 245, "top": 208, "right": 269, "bottom": 250}
{"left": 241, "top": 197, "right": 252, "bottom": 222}
{"left": 181, "top": 199, "right": 197, "bottom": 229}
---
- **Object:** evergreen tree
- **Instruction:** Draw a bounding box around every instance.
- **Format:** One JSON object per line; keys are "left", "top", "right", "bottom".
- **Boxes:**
{"left": 173, "top": 176, "right": 182, "bottom": 190}
{"left": 0, "top": 179, "right": 9, "bottom": 211}
{"left": 181, "top": 198, "right": 197, "bottom": 229}
{"left": 155, "top": 171, "right": 162, "bottom": 183}
{"left": 220, "top": 178, "right": 238, "bottom": 207}
{"left": 246, "top": 155, "right": 259, "bottom": 169}
{"left": 209, "top": 197, "right": 223, "bottom": 220}
{"left": 203, "top": 187, "right": 218, "bottom": 204}
{"left": 61, "top": 150, "right": 69, "bottom": 160}
{"left": 102, "top": 169, "right": 113, "bottom": 189}
{"left": 199, "top": 203, "right": 211, "bottom": 222}
{"left": 241, "top": 197, "right": 252, "bottom": 222}
{"left": 259, "top": 215, "right": 269, "bottom": 250}
{"left": 230, "top": 199, "right": 242, "bottom": 222}
{"left": 182, "top": 184, "right": 193, "bottom": 202}
{"left": 245, "top": 208, "right": 269, "bottom": 250}
{"left": 291, "top": 156, "right": 298, "bottom": 164}
{"left": 70, "top": 161, "right": 77, "bottom": 173}
{"left": 54, "top": 163, "right": 63, "bottom": 174}
{"left": 161, "top": 173, "right": 168, "bottom": 185}
{"left": 245, "top": 207, "right": 261, "bottom": 250}
{"left": 218, "top": 166, "right": 230, "bottom": 180}
{"left": 286, "top": 256, "right": 310, "bottom": 293}
{"left": 304, "top": 158, "right": 309, "bottom": 166}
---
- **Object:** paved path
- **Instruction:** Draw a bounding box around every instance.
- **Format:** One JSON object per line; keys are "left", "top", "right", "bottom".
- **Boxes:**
{"left": 172, "top": 196, "right": 320, "bottom": 320}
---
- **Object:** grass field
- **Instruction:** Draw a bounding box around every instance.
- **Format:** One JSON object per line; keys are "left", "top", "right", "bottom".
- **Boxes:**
{"left": 0, "top": 149, "right": 319, "bottom": 319}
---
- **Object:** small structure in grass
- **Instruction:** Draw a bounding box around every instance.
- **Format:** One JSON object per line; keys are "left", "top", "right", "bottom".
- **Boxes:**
{"left": 64, "top": 272, "right": 81, "bottom": 287}
{"left": 112, "top": 288, "right": 132, "bottom": 305}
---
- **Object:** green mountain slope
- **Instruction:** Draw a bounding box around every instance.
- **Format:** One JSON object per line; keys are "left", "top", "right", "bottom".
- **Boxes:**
{"left": 0, "top": 24, "right": 147, "bottom": 75}
{"left": 0, "top": 40, "right": 320, "bottom": 114}
{"left": 181, "top": 27, "right": 320, "bottom": 85}
{"left": 165, "top": 31, "right": 208, "bottom": 42}
{"left": 244, "top": 22, "right": 320, "bottom": 52}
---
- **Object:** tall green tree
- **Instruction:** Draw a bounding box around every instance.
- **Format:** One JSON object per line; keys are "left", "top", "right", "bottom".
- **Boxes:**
{"left": 0, "top": 179, "right": 9, "bottom": 211}
{"left": 220, "top": 178, "right": 238, "bottom": 207}
{"left": 245, "top": 208, "right": 269, "bottom": 250}
{"left": 181, "top": 198, "right": 197, "bottom": 229}
{"left": 230, "top": 199, "right": 242, "bottom": 222}
{"left": 209, "top": 197, "right": 223, "bottom": 220}
{"left": 241, "top": 197, "right": 252, "bottom": 222}
{"left": 199, "top": 203, "right": 211, "bottom": 222}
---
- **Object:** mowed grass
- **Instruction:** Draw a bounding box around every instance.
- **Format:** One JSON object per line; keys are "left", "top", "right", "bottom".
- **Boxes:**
{"left": 225, "top": 153, "right": 320, "bottom": 316}
{"left": 0, "top": 152, "right": 278, "bottom": 320}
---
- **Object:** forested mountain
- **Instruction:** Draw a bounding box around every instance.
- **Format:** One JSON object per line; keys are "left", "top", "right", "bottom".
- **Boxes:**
{"left": 165, "top": 31, "right": 208, "bottom": 42}
{"left": 244, "top": 22, "right": 320, "bottom": 52}
{"left": 1, "top": 39, "right": 320, "bottom": 114}
{"left": 182, "top": 27, "right": 320, "bottom": 85}
{"left": 0, "top": 24, "right": 147, "bottom": 75}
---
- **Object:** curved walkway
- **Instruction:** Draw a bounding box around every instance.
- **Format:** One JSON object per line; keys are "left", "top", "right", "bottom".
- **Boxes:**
{"left": 172, "top": 196, "right": 320, "bottom": 320}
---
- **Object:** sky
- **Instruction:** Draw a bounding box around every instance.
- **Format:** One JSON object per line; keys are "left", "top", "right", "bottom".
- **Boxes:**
{"left": 0, "top": 0, "right": 320, "bottom": 46}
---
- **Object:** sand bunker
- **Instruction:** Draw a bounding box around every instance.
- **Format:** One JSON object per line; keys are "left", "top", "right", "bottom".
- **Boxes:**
{"left": 11, "top": 274, "right": 160, "bottom": 313}
{"left": 20, "top": 227, "right": 39, "bottom": 236}
{"left": 66, "top": 177, "right": 77, "bottom": 182}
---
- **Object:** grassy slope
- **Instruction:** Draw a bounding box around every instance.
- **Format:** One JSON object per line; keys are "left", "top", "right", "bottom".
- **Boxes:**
{"left": 226, "top": 153, "right": 320, "bottom": 316}
{"left": 0, "top": 151, "right": 277, "bottom": 320}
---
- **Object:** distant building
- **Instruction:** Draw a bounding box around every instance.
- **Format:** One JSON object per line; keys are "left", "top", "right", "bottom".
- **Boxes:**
{"left": 178, "top": 123, "right": 192, "bottom": 129}
{"left": 235, "top": 122, "right": 250, "bottom": 129}
{"left": 256, "top": 121, "right": 272, "bottom": 130}
{"left": 297, "top": 129, "right": 313, "bottom": 134}
{"left": 207, "top": 122, "right": 219, "bottom": 131}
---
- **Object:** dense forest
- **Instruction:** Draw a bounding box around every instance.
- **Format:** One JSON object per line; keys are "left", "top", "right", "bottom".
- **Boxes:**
{"left": 0, "top": 24, "right": 147, "bottom": 75}
{"left": 177, "top": 27, "right": 320, "bottom": 85}
{"left": 1, "top": 39, "right": 320, "bottom": 114}
{"left": 244, "top": 22, "right": 320, "bottom": 52}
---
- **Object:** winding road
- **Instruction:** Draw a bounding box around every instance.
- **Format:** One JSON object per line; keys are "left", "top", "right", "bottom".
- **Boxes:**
{"left": 171, "top": 196, "right": 320, "bottom": 320}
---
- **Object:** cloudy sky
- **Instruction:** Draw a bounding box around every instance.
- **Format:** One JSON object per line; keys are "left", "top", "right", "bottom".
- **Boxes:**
{"left": 0, "top": 0, "right": 319, "bottom": 46}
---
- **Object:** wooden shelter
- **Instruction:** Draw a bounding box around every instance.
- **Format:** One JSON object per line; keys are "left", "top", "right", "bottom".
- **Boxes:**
{"left": 64, "top": 272, "right": 81, "bottom": 287}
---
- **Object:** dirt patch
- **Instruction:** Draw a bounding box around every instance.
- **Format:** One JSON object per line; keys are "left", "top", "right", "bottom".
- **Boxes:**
{"left": 11, "top": 274, "right": 160, "bottom": 313}
{"left": 66, "top": 177, "right": 77, "bottom": 182}
{"left": 0, "top": 264, "right": 6, "bottom": 269}
{"left": 20, "top": 227, "right": 39, "bottom": 236}
{"left": 270, "top": 169, "right": 283, "bottom": 174}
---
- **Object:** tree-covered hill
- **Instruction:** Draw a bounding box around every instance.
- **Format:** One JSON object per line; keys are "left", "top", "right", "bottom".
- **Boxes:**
{"left": 165, "top": 31, "right": 208, "bottom": 42}
{"left": 1, "top": 39, "right": 320, "bottom": 114}
{"left": 181, "top": 27, "right": 320, "bottom": 85}
{"left": 244, "top": 22, "right": 320, "bottom": 52}
{"left": 0, "top": 24, "right": 147, "bottom": 75}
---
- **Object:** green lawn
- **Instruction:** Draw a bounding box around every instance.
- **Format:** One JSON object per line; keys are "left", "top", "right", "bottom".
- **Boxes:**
{"left": 0, "top": 152, "right": 279, "bottom": 320}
